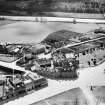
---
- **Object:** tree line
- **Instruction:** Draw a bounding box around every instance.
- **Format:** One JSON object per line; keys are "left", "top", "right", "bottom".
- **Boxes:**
{"left": 0, "top": 0, "right": 105, "bottom": 15}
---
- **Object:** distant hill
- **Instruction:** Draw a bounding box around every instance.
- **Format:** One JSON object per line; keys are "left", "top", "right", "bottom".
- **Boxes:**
{"left": 0, "top": 0, "right": 105, "bottom": 16}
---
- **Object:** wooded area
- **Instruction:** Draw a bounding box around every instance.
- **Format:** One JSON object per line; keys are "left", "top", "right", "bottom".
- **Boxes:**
{"left": 0, "top": 0, "right": 105, "bottom": 15}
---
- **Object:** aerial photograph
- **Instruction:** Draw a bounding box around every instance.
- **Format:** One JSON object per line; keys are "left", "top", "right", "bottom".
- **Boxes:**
{"left": 0, "top": 0, "right": 105, "bottom": 105}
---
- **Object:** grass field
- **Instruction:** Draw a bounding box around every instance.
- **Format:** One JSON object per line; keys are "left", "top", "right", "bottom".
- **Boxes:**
{"left": 0, "top": 21, "right": 103, "bottom": 43}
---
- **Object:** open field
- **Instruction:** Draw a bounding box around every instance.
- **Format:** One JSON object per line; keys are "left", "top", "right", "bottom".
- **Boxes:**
{"left": 0, "top": 21, "right": 104, "bottom": 43}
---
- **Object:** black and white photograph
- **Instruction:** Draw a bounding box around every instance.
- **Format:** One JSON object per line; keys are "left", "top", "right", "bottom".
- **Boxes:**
{"left": 0, "top": 0, "right": 105, "bottom": 105}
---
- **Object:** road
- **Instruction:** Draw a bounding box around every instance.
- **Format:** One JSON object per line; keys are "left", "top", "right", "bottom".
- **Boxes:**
{"left": 3, "top": 58, "right": 105, "bottom": 105}
{"left": 1, "top": 15, "right": 105, "bottom": 23}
